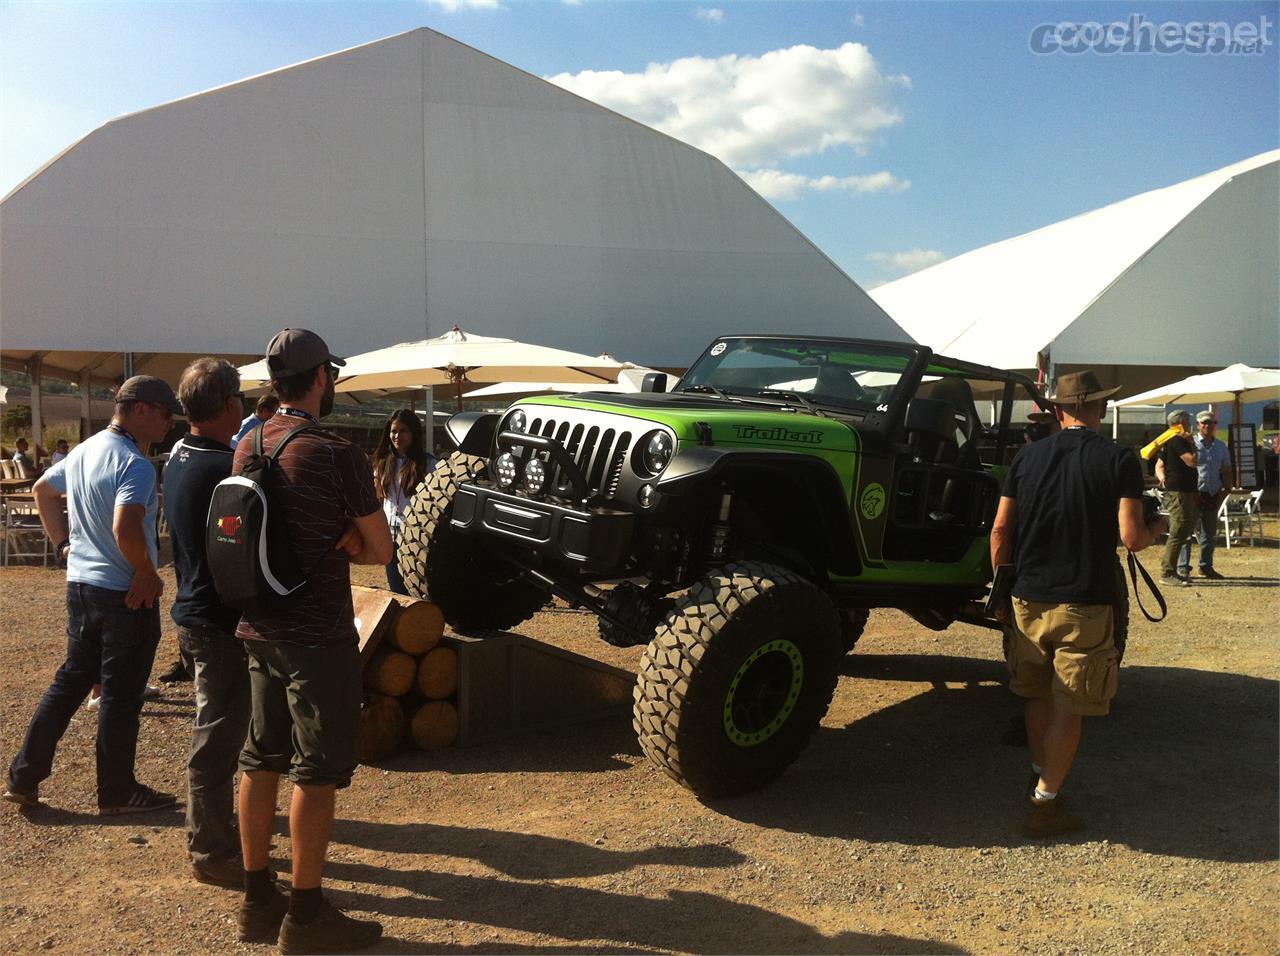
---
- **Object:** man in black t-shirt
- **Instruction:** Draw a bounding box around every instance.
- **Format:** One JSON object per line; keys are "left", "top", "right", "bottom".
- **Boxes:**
{"left": 1155, "top": 410, "right": 1199, "bottom": 584}
{"left": 991, "top": 370, "right": 1166, "bottom": 839}
{"left": 165, "top": 358, "right": 250, "bottom": 889}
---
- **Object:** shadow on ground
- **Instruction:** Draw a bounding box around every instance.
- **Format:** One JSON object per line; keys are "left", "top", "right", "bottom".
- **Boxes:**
{"left": 710, "top": 653, "right": 1277, "bottom": 862}
{"left": 321, "top": 861, "right": 964, "bottom": 955}
{"left": 369, "top": 715, "right": 640, "bottom": 776}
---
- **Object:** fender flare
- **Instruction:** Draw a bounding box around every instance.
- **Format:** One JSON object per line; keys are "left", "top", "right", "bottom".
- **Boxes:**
{"left": 445, "top": 412, "right": 501, "bottom": 457}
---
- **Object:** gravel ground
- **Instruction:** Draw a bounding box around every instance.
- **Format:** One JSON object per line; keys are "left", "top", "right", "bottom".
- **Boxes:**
{"left": 1, "top": 529, "right": 1277, "bottom": 955}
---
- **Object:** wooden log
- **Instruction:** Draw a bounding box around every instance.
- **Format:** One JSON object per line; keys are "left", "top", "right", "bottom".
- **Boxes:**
{"left": 363, "top": 647, "right": 417, "bottom": 697}
{"left": 388, "top": 596, "right": 445, "bottom": 656}
{"left": 416, "top": 646, "right": 459, "bottom": 700}
{"left": 357, "top": 693, "right": 406, "bottom": 763}
{"left": 409, "top": 699, "right": 459, "bottom": 751}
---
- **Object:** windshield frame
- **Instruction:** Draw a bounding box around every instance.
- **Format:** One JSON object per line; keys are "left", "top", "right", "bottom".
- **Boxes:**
{"left": 679, "top": 335, "right": 928, "bottom": 417}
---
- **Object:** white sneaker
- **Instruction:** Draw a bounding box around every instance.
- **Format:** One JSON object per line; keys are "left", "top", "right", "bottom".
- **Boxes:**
{"left": 85, "top": 685, "right": 161, "bottom": 710}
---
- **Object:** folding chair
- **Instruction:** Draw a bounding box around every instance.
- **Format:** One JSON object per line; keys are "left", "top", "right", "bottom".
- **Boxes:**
{"left": 2, "top": 496, "right": 52, "bottom": 567}
{"left": 1219, "top": 489, "right": 1266, "bottom": 548}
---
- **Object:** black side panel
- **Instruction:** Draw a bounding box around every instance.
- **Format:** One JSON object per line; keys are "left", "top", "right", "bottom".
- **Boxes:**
{"left": 656, "top": 448, "right": 861, "bottom": 576}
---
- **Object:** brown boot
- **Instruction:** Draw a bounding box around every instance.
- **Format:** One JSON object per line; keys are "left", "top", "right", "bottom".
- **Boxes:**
{"left": 1022, "top": 795, "right": 1083, "bottom": 839}
{"left": 278, "top": 899, "right": 382, "bottom": 954}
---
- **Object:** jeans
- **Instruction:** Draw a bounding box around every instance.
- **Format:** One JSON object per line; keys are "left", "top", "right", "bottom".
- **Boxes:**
{"left": 385, "top": 558, "right": 408, "bottom": 595}
{"left": 1161, "top": 491, "right": 1201, "bottom": 577}
{"left": 1177, "top": 502, "right": 1219, "bottom": 572}
{"left": 7, "top": 583, "right": 161, "bottom": 805}
{"left": 179, "top": 624, "right": 251, "bottom": 866}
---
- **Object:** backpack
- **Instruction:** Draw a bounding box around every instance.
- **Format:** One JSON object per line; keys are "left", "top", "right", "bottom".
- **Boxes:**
{"left": 206, "top": 421, "right": 317, "bottom": 612}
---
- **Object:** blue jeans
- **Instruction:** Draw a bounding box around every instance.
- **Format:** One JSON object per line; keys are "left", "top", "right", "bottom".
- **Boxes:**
{"left": 1177, "top": 502, "right": 1218, "bottom": 572}
{"left": 179, "top": 625, "right": 250, "bottom": 866}
{"left": 7, "top": 583, "right": 161, "bottom": 805}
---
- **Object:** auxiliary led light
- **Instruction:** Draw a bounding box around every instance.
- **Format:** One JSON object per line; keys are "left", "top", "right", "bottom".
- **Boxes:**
{"left": 523, "top": 457, "right": 548, "bottom": 494}
{"left": 495, "top": 453, "right": 519, "bottom": 488}
{"left": 638, "top": 484, "right": 656, "bottom": 508}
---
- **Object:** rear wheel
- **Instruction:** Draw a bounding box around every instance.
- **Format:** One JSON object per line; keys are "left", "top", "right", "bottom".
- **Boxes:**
{"left": 398, "top": 453, "right": 545, "bottom": 632}
{"left": 632, "top": 561, "right": 841, "bottom": 798}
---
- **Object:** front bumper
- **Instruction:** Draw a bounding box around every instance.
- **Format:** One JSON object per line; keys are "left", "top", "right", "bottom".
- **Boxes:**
{"left": 451, "top": 481, "right": 634, "bottom": 574}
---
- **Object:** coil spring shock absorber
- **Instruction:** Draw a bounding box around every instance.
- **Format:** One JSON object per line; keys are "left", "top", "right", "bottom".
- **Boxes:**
{"left": 708, "top": 487, "right": 733, "bottom": 561}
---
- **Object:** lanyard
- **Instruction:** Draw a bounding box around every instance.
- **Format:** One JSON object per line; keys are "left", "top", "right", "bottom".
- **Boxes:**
{"left": 107, "top": 423, "right": 138, "bottom": 445}
{"left": 277, "top": 406, "right": 318, "bottom": 424}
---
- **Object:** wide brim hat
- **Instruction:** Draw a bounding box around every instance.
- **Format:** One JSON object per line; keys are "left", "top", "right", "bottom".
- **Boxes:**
{"left": 1044, "top": 370, "right": 1122, "bottom": 406}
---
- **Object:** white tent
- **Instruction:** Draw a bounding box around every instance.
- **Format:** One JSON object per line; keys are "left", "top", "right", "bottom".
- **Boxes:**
{"left": 871, "top": 151, "right": 1280, "bottom": 392}
{"left": 1, "top": 27, "right": 904, "bottom": 399}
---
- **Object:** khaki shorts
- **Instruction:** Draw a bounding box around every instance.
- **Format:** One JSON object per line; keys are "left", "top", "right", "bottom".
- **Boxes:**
{"left": 1006, "top": 598, "right": 1119, "bottom": 716}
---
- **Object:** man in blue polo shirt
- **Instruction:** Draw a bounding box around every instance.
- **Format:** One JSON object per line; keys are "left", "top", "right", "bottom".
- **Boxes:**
{"left": 165, "top": 358, "right": 250, "bottom": 888}
{"left": 5, "top": 376, "right": 181, "bottom": 815}
{"left": 1177, "top": 410, "right": 1234, "bottom": 580}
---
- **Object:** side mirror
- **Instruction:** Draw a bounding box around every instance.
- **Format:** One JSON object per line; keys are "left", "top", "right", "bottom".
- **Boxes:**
{"left": 640, "top": 372, "right": 668, "bottom": 393}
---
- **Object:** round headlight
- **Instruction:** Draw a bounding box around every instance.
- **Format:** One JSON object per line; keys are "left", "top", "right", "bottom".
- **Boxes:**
{"left": 506, "top": 409, "right": 527, "bottom": 434}
{"left": 523, "top": 457, "right": 547, "bottom": 494}
{"left": 495, "top": 453, "right": 519, "bottom": 488}
{"left": 642, "top": 431, "right": 674, "bottom": 475}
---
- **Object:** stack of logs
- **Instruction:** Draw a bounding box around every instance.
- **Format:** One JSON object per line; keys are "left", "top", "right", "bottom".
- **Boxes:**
{"left": 357, "top": 593, "right": 461, "bottom": 763}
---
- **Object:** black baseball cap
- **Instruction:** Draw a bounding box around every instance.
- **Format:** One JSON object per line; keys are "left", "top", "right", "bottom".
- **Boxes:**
{"left": 116, "top": 375, "right": 183, "bottom": 415}
{"left": 265, "top": 328, "right": 346, "bottom": 377}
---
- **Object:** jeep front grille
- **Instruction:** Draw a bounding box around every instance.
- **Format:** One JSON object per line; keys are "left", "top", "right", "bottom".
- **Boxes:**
{"left": 522, "top": 412, "right": 633, "bottom": 501}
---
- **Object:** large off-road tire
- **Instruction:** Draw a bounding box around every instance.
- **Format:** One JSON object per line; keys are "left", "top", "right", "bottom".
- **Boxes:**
{"left": 398, "top": 453, "right": 545, "bottom": 632}
{"left": 632, "top": 561, "right": 842, "bottom": 799}
{"left": 837, "top": 608, "right": 870, "bottom": 654}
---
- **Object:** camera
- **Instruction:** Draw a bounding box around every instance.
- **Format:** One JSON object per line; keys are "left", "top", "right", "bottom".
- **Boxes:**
{"left": 1141, "top": 492, "right": 1162, "bottom": 525}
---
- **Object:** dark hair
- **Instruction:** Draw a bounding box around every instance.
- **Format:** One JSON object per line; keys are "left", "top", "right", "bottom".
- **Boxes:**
{"left": 255, "top": 394, "right": 280, "bottom": 416}
{"left": 372, "top": 409, "right": 429, "bottom": 500}
{"left": 178, "top": 357, "right": 241, "bottom": 423}
{"left": 272, "top": 363, "right": 324, "bottom": 402}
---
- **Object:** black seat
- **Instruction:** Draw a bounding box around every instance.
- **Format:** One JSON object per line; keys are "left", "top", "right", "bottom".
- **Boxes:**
{"left": 923, "top": 378, "right": 981, "bottom": 444}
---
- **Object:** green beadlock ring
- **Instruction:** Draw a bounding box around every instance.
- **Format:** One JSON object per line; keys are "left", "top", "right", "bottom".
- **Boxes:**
{"left": 723, "top": 639, "right": 804, "bottom": 747}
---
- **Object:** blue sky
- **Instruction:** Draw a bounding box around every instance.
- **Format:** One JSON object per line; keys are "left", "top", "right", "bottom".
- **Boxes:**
{"left": 2, "top": 1, "right": 1276, "bottom": 287}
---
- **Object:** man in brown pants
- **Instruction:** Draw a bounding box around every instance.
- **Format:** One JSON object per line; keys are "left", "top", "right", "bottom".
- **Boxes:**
{"left": 991, "top": 371, "right": 1167, "bottom": 838}
{"left": 1155, "top": 409, "right": 1199, "bottom": 586}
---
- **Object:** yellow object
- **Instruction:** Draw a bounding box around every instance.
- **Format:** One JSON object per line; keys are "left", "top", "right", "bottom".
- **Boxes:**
{"left": 1140, "top": 425, "right": 1184, "bottom": 461}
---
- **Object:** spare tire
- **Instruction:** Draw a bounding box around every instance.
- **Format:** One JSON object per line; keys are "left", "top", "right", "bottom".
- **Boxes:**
{"left": 397, "top": 453, "right": 545, "bottom": 632}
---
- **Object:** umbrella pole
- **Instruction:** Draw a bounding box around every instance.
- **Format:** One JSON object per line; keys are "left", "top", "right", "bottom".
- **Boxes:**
{"left": 1233, "top": 392, "right": 1243, "bottom": 490}
{"left": 456, "top": 379, "right": 464, "bottom": 412}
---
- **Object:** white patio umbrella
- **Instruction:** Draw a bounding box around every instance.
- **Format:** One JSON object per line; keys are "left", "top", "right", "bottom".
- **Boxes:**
{"left": 335, "top": 327, "right": 627, "bottom": 409}
{"left": 462, "top": 361, "right": 663, "bottom": 403}
{"left": 1112, "top": 363, "right": 1280, "bottom": 407}
{"left": 1112, "top": 363, "right": 1280, "bottom": 489}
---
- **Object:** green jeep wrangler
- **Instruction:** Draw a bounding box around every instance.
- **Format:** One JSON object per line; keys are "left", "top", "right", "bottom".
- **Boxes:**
{"left": 397, "top": 335, "right": 1065, "bottom": 798}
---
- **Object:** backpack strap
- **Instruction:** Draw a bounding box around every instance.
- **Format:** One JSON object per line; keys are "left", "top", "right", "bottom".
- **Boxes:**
{"left": 261, "top": 422, "right": 318, "bottom": 463}
{"left": 1126, "top": 549, "right": 1167, "bottom": 623}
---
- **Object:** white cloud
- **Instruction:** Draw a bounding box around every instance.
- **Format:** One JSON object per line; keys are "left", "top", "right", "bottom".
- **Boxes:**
{"left": 562, "top": 0, "right": 583, "bottom": 5}
{"left": 852, "top": 10, "right": 865, "bottom": 28}
{"left": 866, "top": 248, "right": 947, "bottom": 275}
{"left": 738, "top": 169, "right": 909, "bottom": 201}
{"left": 695, "top": 7, "right": 725, "bottom": 23}
{"left": 546, "top": 42, "right": 910, "bottom": 170}
{"left": 424, "top": 0, "right": 503, "bottom": 11}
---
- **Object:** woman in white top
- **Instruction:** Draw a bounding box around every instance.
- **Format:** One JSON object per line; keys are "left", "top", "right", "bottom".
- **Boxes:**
{"left": 371, "top": 409, "right": 436, "bottom": 594}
